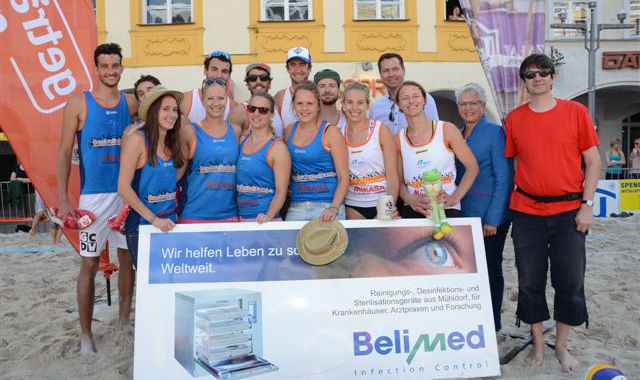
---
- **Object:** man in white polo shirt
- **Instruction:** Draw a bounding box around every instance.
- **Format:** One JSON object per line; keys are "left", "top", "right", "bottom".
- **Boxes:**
{"left": 370, "top": 52, "right": 439, "bottom": 134}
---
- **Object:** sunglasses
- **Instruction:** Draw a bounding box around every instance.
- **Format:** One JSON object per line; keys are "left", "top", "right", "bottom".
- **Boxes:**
{"left": 246, "top": 74, "right": 271, "bottom": 83}
{"left": 202, "top": 77, "right": 227, "bottom": 88}
{"left": 210, "top": 50, "right": 231, "bottom": 61}
{"left": 247, "top": 105, "right": 271, "bottom": 114}
{"left": 523, "top": 69, "right": 552, "bottom": 80}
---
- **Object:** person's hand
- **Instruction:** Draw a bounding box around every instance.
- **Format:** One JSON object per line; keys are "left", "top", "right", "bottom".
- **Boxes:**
{"left": 440, "top": 191, "right": 460, "bottom": 209}
{"left": 575, "top": 204, "right": 594, "bottom": 233}
{"left": 319, "top": 207, "right": 338, "bottom": 222}
{"left": 256, "top": 213, "right": 272, "bottom": 224}
{"left": 391, "top": 206, "right": 401, "bottom": 219}
{"left": 152, "top": 217, "right": 175, "bottom": 233}
{"left": 405, "top": 193, "right": 431, "bottom": 216}
{"left": 483, "top": 224, "right": 497, "bottom": 237}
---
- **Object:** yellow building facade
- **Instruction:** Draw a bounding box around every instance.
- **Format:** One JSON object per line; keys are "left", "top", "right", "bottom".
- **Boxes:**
{"left": 96, "top": 0, "right": 496, "bottom": 123}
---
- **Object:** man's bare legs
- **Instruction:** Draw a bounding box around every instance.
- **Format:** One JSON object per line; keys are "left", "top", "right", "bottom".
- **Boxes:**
{"left": 555, "top": 322, "right": 580, "bottom": 372}
{"left": 78, "top": 256, "right": 99, "bottom": 354}
{"left": 117, "top": 248, "right": 134, "bottom": 326}
{"left": 525, "top": 322, "right": 545, "bottom": 366}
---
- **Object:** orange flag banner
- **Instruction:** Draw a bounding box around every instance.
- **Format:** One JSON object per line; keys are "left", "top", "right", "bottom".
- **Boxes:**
{"left": 1, "top": 0, "right": 97, "bottom": 253}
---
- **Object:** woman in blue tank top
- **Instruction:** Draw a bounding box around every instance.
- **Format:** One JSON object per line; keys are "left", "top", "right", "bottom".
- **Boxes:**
{"left": 237, "top": 92, "right": 291, "bottom": 223}
{"left": 284, "top": 81, "right": 349, "bottom": 221}
{"left": 605, "top": 138, "right": 625, "bottom": 180}
{"left": 178, "top": 78, "right": 242, "bottom": 222}
{"left": 118, "top": 86, "right": 187, "bottom": 266}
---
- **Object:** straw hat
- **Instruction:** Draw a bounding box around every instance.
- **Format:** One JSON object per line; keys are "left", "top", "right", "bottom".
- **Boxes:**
{"left": 296, "top": 219, "right": 348, "bottom": 266}
{"left": 137, "top": 85, "right": 184, "bottom": 121}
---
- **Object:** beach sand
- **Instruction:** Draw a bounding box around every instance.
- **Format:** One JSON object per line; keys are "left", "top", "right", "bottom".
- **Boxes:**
{"left": 1, "top": 216, "right": 639, "bottom": 379}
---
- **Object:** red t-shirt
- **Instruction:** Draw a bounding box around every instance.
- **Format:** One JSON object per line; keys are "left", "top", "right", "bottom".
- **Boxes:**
{"left": 505, "top": 99, "right": 599, "bottom": 216}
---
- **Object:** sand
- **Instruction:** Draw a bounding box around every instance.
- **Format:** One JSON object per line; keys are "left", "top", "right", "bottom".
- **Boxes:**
{"left": 1, "top": 216, "right": 639, "bottom": 380}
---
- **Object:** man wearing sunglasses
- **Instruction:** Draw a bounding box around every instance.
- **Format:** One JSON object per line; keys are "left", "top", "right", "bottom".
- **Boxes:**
{"left": 274, "top": 46, "right": 312, "bottom": 129}
{"left": 242, "top": 63, "right": 284, "bottom": 136}
{"left": 370, "top": 53, "right": 439, "bottom": 135}
{"left": 180, "top": 50, "right": 248, "bottom": 131}
{"left": 505, "top": 53, "right": 600, "bottom": 373}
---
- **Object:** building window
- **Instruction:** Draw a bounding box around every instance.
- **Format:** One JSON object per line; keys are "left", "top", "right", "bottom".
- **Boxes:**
{"left": 143, "top": 0, "right": 192, "bottom": 24}
{"left": 261, "top": 0, "right": 313, "bottom": 21}
{"left": 551, "top": 1, "right": 590, "bottom": 37}
{"left": 354, "top": 0, "right": 405, "bottom": 20}
{"left": 445, "top": 0, "right": 465, "bottom": 21}
{"left": 631, "top": 0, "right": 640, "bottom": 35}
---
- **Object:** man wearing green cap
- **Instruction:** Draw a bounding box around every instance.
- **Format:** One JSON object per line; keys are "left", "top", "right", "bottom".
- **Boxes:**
{"left": 314, "top": 69, "right": 347, "bottom": 130}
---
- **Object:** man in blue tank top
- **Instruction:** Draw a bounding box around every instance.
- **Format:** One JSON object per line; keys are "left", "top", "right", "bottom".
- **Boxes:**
{"left": 57, "top": 43, "right": 138, "bottom": 355}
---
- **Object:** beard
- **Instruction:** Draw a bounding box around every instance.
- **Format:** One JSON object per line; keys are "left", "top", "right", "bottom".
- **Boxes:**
{"left": 321, "top": 96, "right": 339, "bottom": 106}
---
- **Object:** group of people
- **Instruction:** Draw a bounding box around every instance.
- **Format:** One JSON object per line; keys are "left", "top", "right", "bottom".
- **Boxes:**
{"left": 604, "top": 137, "right": 640, "bottom": 179}
{"left": 56, "top": 42, "right": 600, "bottom": 373}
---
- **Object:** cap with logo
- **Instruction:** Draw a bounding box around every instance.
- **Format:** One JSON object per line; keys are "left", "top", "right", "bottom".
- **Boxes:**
{"left": 287, "top": 46, "right": 311, "bottom": 64}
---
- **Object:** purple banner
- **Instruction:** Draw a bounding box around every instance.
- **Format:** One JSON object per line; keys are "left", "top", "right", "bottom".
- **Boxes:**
{"left": 460, "top": 0, "right": 546, "bottom": 120}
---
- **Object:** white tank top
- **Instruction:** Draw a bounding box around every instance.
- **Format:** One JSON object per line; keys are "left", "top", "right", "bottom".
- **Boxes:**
{"left": 399, "top": 120, "right": 460, "bottom": 210}
{"left": 187, "top": 88, "right": 230, "bottom": 123}
{"left": 334, "top": 112, "right": 348, "bottom": 131}
{"left": 279, "top": 86, "right": 298, "bottom": 129}
{"left": 344, "top": 119, "right": 387, "bottom": 208}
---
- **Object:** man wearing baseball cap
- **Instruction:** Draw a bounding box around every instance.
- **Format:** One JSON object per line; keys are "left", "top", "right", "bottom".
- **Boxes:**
{"left": 180, "top": 50, "right": 248, "bottom": 131}
{"left": 243, "top": 62, "right": 284, "bottom": 136}
{"left": 314, "top": 69, "right": 347, "bottom": 130}
{"left": 274, "top": 46, "right": 312, "bottom": 129}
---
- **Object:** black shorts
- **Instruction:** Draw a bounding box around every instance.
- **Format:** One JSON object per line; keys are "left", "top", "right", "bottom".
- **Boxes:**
{"left": 511, "top": 209, "right": 588, "bottom": 327}
{"left": 400, "top": 205, "right": 461, "bottom": 219}
{"left": 346, "top": 204, "right": 377, "bottom": 219}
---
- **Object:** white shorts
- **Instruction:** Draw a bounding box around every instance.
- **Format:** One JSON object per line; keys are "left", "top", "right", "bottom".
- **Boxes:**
{"left": 78, "top": 193, "right": 127, "bottom": 257}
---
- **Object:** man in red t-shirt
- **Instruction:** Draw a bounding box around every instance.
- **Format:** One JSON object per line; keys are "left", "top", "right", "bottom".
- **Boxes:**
{"left": 505, "top": 54, "right": 600, "bottom": 373}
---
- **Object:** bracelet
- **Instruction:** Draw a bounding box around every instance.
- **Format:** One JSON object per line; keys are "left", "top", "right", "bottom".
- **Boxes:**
{"left": 326, "top": 205, "right": 339, "bottom": 214}
{"left": 149, "top": 215, "right": 157, "bottom": 224}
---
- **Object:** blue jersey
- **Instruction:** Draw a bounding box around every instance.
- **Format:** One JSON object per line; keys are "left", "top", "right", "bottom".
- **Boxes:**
{"left": 287, "top": 121, "right": 338, "bottom": 203}
{"left": 125, "top": 132, "right": 178, "bottom": 232}
{"left": 237, "top": 137, "right": 278, "bottom": 219}
{"left": 77, "top": 91, "right": 131, "bottom": 194}
{"left": 180, "top": 122, "right": 239, "bottom": 220}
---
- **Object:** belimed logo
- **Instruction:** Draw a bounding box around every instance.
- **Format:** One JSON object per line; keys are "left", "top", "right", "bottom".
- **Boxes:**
{"left": 353, "top": 325, "right": 485, "bottom": 365}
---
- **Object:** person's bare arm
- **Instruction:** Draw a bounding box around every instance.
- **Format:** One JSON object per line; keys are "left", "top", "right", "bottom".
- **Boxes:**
{"left": 258, "top": 141, "right": 291, "bottom": 223}
{"left": 379, "top": 124, "right": 399, "bottom": 202}
{"left": 125, "top": 93, "right": 139, "bottom": 118}
{"left": 322, "top": 125, "right": 349, "bottom": 222}
{"left": 444, "top": 122, "right": 479, "bottom": 208}
{"left": 57, "top": 94, "right": 83, "bottom": 214}
{"left": 180, "top": 90, "right": 193, "bottom": 117}
{"left": 576, "top": 146, "right": 601, "bottom": 232}
{"left": 228, "top": 101, "right": 249, "bottom": 134}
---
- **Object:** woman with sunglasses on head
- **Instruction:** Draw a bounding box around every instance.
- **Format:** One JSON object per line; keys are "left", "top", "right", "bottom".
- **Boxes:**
{"left": 284, "top": 81, "right": 349, "bottom": 222}
{"left": 178, "top": 78, "right": 242, "bottom": 223}
{"left": 396, "top": 81, "right": 478, "bottom": 219}
{"left": 237, "top": 92, "right": 291, "bottom": 223}
{"left": 118, "top": 86, "right": 187, "bottom": 266}
{"left": 341, "top": 82, "right": 399, "bottom": 219}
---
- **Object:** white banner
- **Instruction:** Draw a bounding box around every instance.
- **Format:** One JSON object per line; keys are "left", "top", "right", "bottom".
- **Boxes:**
{"left": 134, "top": 218, "right": 500, "bottom": 379}
{"left": 593, "top": 180, "right": 620, "bottom": 217}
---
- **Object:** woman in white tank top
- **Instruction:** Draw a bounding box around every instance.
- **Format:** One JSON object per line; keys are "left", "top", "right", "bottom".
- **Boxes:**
{"left": 395, "top": 81, "right": 478, "bottom": 219}
{"left": 342, "top": 83, "right": 399, "bottom": 219}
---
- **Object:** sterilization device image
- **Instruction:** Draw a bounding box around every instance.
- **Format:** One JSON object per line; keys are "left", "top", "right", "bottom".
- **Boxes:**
{"left": 175, "top": 289, "right": 278, "bottom": 379}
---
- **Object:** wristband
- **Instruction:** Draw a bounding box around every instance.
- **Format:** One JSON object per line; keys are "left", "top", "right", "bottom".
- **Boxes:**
{"left": 149, "top": 215, "right": 157, "bottom": 224}
{"left": 326, "top": 205, "right": 339, "bottom": 214}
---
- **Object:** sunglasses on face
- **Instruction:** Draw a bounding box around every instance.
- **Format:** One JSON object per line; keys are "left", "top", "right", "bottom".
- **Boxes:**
{"left": 523, "top": 69, "right": 552, "bottom": 80}
{"left": 246, "top": 74, "right": 271, "bottom": 83}
{"left": 247, "top": 105, "right": 271, "bottom": 114}
{"left": 210, "top": 50, "right": 231, "bottom": 61}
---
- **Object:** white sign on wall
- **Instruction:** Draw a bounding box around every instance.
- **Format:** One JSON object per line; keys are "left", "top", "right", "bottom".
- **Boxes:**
{"left": 593, "top": 180, "right": 620, "bottom": 217}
